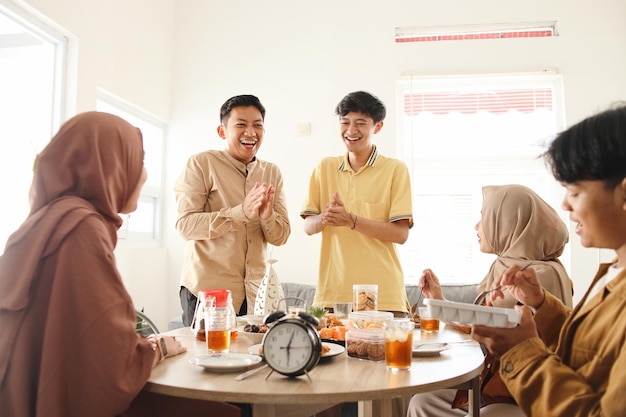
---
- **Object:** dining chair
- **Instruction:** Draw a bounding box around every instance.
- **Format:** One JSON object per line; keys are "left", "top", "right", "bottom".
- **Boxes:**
{"left": 121, "top": 390, "right": 243, "bottom": 417}
{"left": 136, "top": 310, "right": 160, "bottom": 336}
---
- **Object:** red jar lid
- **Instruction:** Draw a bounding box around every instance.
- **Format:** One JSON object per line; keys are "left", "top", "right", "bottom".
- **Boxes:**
{"left": 200, "top": 289, "right": 231, "bottom": 307}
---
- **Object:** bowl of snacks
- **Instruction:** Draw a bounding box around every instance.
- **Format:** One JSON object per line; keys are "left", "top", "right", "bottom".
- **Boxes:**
{"left": 241, "top": 323, "right": 269, "bottom": 344}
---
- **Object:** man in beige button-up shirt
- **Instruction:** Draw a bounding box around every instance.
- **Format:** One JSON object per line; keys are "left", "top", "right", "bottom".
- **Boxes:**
{"left": 175, "top": 95, "right": 290, "bottom": 325}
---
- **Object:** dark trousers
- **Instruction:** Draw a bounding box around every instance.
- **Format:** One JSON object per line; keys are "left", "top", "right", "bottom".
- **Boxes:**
{"left": 179, "top": 286, "right": 247, "bottom": 327}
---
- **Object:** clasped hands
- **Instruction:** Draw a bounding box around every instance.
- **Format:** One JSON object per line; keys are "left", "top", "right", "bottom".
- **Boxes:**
{"left": 243, "top": 182, "right": 276, "bottom": 220}
{"left": 320, "top": 192, "right": 352, "bottom": 228}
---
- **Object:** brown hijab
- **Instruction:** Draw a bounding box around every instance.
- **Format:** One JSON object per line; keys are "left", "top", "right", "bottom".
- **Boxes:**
{"left": 477, "top": 184, "right": 573, "bottom": 308}
{"left": 0, "top": 111, "right": 144, "bottom": 382}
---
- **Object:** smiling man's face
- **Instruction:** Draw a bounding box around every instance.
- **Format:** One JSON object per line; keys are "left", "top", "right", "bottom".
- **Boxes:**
{"left": 219, "top": 106, "right": 265, "bottom": 164}
{"left": 339, "top": 111, "right": 382, "bottom": 154}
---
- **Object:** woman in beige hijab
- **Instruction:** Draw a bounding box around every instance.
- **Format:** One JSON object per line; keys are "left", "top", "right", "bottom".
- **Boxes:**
{"left": 0, "top": 112, "right": 186, "bottom": 417}
{"left": 408, "top": 184, "right": 572, "bottom": 417}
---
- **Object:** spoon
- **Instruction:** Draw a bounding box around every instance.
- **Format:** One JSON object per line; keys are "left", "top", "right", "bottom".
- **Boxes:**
{"left": 235, "top": 364, "right": 269, "bottom": 381}
{"left": 472, "top": 261, "right": 533, "bottom": 305}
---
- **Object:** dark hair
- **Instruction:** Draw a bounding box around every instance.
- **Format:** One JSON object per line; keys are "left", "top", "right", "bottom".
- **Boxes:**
{"left": 544, "top": 103, "right": 626, "bottom": 189}
{"left": 219, "top": 94, "right": 266, "bottom": 125}
{"left": 335, "top": 91, "right": 386, "bottom": 123}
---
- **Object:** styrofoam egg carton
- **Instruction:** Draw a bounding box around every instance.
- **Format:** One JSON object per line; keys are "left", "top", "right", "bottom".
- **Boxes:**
{"left": 424, "top": 299, "right": 521, "bottom": 328}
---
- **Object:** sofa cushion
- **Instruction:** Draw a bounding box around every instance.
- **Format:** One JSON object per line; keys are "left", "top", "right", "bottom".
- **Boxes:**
{"left": 167, "top": 282, "right": 480, "bottom": 330}
{"left": 280, "top": 282, "right": 479, "bottom": 310}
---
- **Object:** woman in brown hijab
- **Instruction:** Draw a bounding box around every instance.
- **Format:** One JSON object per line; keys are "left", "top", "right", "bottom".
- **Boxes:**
{"left": 407, "top": 184, "right": 572, "bottom": 417}
{"left": 0, "top": 112, "right": 186, "bottom": 417}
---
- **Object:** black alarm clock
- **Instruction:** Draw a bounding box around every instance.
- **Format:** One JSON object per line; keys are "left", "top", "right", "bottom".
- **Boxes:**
{"left": 262, "top": 310, "right": 322, "bottom": 380}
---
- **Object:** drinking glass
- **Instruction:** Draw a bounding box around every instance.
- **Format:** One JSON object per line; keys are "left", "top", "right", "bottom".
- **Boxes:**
{"left": 418, "top": 307, "right": 440, "bottom": 334}
{"left": 383, "top": 319, "right": 413, "bottom": 370}
{"left": 333, "top": 302, "right": 353, "bottom": 319}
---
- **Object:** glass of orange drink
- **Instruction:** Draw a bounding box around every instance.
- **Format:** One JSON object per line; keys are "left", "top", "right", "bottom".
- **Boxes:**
{"left": 383, "top": 319, "right": 413, "bottom": 370}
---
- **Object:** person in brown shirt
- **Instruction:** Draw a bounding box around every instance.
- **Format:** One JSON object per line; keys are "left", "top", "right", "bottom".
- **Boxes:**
{"left": 0, "top": 112, "right": 186, "bottom": 417}
{"left": 175, "top": 94, "right": 290, "bottom": 325}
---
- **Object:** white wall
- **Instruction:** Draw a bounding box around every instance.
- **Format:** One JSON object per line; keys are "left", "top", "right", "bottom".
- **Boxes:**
{"left": 21, "top": 0, "right": 626, "bottom": 328}
{"left": 21, "top": 0, "right": 177, "bottom": 329}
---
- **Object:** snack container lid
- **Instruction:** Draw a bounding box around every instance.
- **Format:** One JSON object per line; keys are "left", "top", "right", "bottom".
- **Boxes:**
{"left": 353, "top": 284, "right": 378, "bottom": 291}
{"left": 345, "top": 328, "right": 385, "bottom": 342}
{"left": 348, "top": 311, "right": 393, "bottom": 323}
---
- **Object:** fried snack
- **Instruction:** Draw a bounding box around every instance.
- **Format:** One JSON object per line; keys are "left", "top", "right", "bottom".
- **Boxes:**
{"left": 356, "top": 342, "right": 369, "bottom": 358}
{"left": 347, "top": 341, "right": 360, "bottom": 357}
{"left": 346, "top": 340, "right": 385, "bottom": 361}
{"left": 367, "top": 343, "right": 385, "bottom": 361}
{"left": 326, "top": 314, "right": 344, "bottom": 327}
{"left": 354, "top": 290, "right": 377, "bottom": 311}
{"left": 321, "top": 344, "right": 331, "bottom": 356}
{"left": 319, "top": 327, "right": 335, "bottom": 339}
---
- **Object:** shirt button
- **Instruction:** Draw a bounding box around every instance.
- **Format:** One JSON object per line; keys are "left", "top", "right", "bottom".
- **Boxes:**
{"left": 503, "top": 363, "right": 513, "bottom": 373}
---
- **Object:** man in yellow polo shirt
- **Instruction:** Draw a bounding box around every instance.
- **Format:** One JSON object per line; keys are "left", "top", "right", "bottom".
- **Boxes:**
{"left": 301, "top": 91, "right": 413, "bottom": 314}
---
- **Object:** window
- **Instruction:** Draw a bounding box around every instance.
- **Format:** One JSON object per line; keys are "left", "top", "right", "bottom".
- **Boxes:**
{"left": 396, "top": 73, "right": 566, "bottom": 285}
{"left": 97, "top": 90, "right": 166, "bottom": 244}
{"left": 0, "top": 1, "right": 71, "bottom": 254}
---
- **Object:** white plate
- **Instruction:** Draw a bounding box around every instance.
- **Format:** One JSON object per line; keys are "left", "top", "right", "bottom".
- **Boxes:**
{"left": 412, "top": 342, "right": 451, "bottom": 357}
{"left": 189, "top": 353, "right": 263, "bottom": 373}
{"left": 424, "top": 299, "right": 521, "bottom": 328}
{"left": 248, "top": 342, "right": 345, "bottom": 358}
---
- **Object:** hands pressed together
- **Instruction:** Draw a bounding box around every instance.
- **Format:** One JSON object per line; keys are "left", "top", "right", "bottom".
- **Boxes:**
{"left": 243, "top": 182, "right": 276, "bottom": 220}
{"left": 320, "top": 192, "right": 352, "bottom": 228}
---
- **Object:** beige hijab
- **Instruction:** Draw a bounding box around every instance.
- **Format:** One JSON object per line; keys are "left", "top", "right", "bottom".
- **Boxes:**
{"left": 477, "top": 184, "right": 573, "bottom": 308}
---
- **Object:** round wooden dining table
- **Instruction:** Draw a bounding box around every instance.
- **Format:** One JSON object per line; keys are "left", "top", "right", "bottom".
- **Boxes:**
{"left": 144, "top": 324, "right": 484, "bottom": 417}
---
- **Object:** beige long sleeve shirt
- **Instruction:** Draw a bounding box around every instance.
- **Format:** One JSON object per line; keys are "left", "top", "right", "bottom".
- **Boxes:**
{"left": 175, "top": 150, "right": 290, "bottom": 312}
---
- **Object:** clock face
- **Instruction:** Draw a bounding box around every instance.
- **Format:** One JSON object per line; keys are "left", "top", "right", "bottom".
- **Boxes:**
{"left": 263, "top": 319, "right": 321, "bottom": 377}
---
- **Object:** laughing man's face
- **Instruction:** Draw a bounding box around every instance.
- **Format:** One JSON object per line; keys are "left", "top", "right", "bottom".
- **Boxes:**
{"left": 220, "top": 106, "right": 265, "bottom": 164}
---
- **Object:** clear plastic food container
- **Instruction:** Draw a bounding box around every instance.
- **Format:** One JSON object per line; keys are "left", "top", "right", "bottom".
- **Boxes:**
{"left": 353, "top": 284, "right": 378, "bottom": 311}
{"left": 345, "top": 328, "right": 385, "bottom": 361}
{"left": 348, "top": 311, "right": 394, "bottom": 329}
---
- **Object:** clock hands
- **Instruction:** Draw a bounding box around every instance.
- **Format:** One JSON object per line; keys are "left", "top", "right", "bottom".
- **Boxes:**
{"left": 285, "top": 330, "right": 295, "bottom": 365}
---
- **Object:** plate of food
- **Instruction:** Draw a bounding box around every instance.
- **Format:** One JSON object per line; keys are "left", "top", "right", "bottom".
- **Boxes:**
{"left": 248, "top": 342, "right": 345, "bottom": 358}
{"left": 319, "top": 325, "right": 349, "bottom": 346}
{"left": 412, "top": 342, "right": 451, "bottom": 357}
{"left": 189, "top": 353, "right": 263, "bottom": 372}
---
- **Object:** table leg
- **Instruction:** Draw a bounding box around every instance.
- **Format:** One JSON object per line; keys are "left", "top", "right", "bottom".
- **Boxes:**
{"left": 467, "top": 375, "right": 480, "bottom": 417}
{"left": 359, "top": 399, "right": 393, "bottom": 417}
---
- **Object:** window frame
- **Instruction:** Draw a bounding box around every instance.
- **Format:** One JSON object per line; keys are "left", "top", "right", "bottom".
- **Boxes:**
{"left": 96, "top": 89, "right": 166, "bottom": 246}
{"left": 395, "top": 72, "right": 568, "bottom": 285}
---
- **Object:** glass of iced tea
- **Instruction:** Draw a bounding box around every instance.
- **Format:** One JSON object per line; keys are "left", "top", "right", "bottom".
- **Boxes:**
{"left": 418, "top": 307, "right": 440, "bottom": 334}
{"left": 383, "top": 319, "right": 414, "bottom": 370}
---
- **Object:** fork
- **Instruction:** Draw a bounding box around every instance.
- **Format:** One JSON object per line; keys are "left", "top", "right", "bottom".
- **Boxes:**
{"left": 472, "top": 261, "right": 533, "bottom": 305}
{"left": 410, "top": 288, "right": 423, "bottom": 317}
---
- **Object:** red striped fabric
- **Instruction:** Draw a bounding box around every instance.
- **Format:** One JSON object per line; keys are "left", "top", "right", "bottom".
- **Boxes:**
{"left": 403, "top": 89, "right": 553, "bottom": 115}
